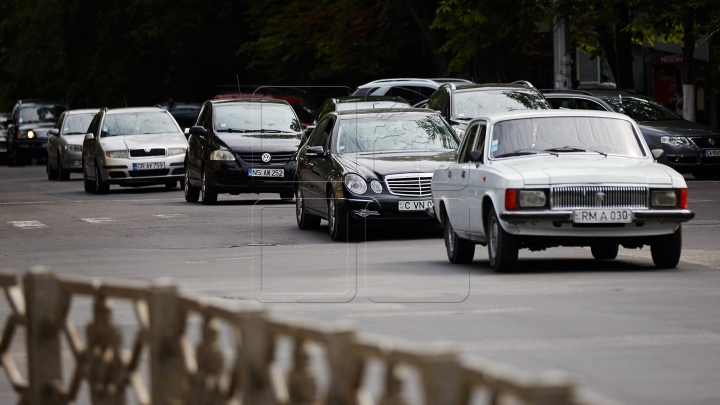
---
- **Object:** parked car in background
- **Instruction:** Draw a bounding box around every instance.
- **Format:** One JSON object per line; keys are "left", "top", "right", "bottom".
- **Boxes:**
{"left": 426, "top": 82, "right": 551, "bottom": 138}
{"left": 542, "top": 89, "right": 720, "bottom": 180}
{"left": 5, "top": 99, "right": 68, "bottom": 166}
{"left": 47, "top": 109, "right": 99, "bottom": 180}
{"left": 541, "top": 90, "right": 614, "bottom": 111}
{"left": 295, "top": 108, "right": 459, "bottom": 241}
{"left": 184, "top": 98, "right": 303, "bottom": 204}
{"left": 82, "top": 107, "right": 188, "bottom": 193}
{"left": 215, "top": 93, "right": 316, "bottom": 129}
{"left": 0, "top": 112, "right": 9, "bottom": 162}
{"left": 162, "top": 103, "right": 201, "bottom": 135}
{"left": 432, "top": 110, "right": 693, "bottom": 272}
{"left": 352, "top": 78, "right": 473, "bottom": 106}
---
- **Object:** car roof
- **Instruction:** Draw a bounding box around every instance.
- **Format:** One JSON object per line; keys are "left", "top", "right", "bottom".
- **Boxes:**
{"left": 106, "top": 107, "right": 169, "bottom": 115}
{"left": 356, "top": 78, "right": 441, "bottom": 88}
{"left": 333, "top": 96, "right": 411, "bottom": 104}
{"left": 472, "top": 109, "right": 631, "bottom": 123}
{"left": 18, "top": 99, "right": 68, "bottom": 106}
{"left": 334, "top": 107, "right": 437, "bottom": 117}
{"left": 539, "top": 89, "right": 594, "bottom": 96}
{"left": 67, "top": 109, "right": 100, "bottom": 115}
{"left": 586, "top": 89, "right": 639, "bottom": 97}
{"left": 209, "top": 98, "right": 290, "bottom": 106}
{"left": 453, "top": 83, "right": 532, "bottom": 92}
{"left": 428, "top": 78, "right": 474, "bottom": 84}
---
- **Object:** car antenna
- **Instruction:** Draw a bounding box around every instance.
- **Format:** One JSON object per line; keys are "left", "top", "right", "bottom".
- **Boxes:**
{"left": 123, "top": 93, "right": 128, "bottom": 108}
{"left": 236, "top": 74, "right": 242, "bottom": 96}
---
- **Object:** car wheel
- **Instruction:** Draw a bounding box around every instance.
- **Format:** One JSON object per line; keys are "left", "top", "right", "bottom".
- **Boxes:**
{"left": 487, "top": 207, "right": 518, "bottom": 272}
{"left": 165, "top": 181, "right": 178, "bottom": 189}
{"left": 47, "top": 157, "right": 58, "bottom": 180}
{"left": 591, "top": 242, "right": 619, "bottom": 260}
{"left": 296, "top": 186, "right": 320, "bottom": 230}
{"left": 280, "top": 191, "right": 294, "bottom": 201}
{"left": 651, "top": 227, "right": 682, "bottom": 269}
{"left": 444, "top": 213, "right": 475, "bottom": 264}
{"left": 201, "top": 167, "right": 217, "bottom": 205}
{"left": 58, "top": 155, "right": 70, "bottom": 181}
{"left": 95, "top": 162, "right": 110, "bottom": 194}
{"left": 83, "top": 162, "right": 96, "bottom": 193}
{"left": 691, "top": 171, "right": 718, "bottom": 180}
{"left": 327, "top": 191, "right": 348, "bottom": 241}
{"left": 184, "top": 171, "right": 200, "bottom": 202}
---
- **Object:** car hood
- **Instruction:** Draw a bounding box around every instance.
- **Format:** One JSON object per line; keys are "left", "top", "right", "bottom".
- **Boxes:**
{"left": 99, "top": 133, "right": 188, "bottom": 150}
{"left": 335, "top": 150, "right": 456, "bottom": 179}
{"left": 497, "top": 155, "right": 675, "bottom": 185}
{"left": 638, "top": 119, "right": 720, "bottom": 138}
{"left": 215, "top": 133, "right": 301, "bottom": 152}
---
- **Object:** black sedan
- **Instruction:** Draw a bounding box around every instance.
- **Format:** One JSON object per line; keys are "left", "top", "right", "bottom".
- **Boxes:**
{"left": 294, "top": 108, "right": 459, "bottom": 240}
{"left": 184, "top": 98, "right": 303, "bottom": 204}
{"left": 5, "top": 99, "right": 68, "bottom": 166}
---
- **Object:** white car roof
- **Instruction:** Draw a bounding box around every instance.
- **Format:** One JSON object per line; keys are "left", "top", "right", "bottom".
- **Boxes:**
{"left": 472, "top": 109, "right": 632, "bottom": 124}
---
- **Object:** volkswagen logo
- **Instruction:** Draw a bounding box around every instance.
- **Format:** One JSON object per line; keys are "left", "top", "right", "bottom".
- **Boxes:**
{"left": 709, "top": 138, "right": 717, "bottom": 147}
{"left": 596, "top": 191, "right": 605, "bottom": 206}
{"left": 261, "top": 153, "right": 272, "bottom": 163}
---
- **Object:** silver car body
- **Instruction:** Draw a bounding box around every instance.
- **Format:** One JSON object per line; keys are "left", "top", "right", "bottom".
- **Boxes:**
{"left": 48, "top": 109, "right": 99, "bottom": 174}
{"left": 82, "top": 107, "right": 188, "bottom": 187}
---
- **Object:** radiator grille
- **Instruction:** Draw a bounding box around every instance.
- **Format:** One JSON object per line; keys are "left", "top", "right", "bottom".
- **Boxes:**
{"left": 130, "top": 148, "right": 165, "bottom": 157}
{"left": 128, "top": 169, "right": 170, "bottom": 177}
{"left": 689, "top": 137, "right": 720, "bottom": 148}
{"left": 551, "top": 185, "right": 647, "bottom": 209}
{"left": 384, "top": 174, "right": 433, "bottom": 197}
{"left": 237, "top": 152, "right": 294, "bottom": 164}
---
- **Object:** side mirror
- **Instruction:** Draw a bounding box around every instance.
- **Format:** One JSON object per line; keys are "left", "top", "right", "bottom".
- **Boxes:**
{"left": 303, "top": 125, "right": 315, "bottom": 140}
{"left": 48, "top": 128, "right": 59, "bottom": 136}
{"left": 468, "top": 151, "right": 483, "bottom": 163}
{"left": 306, "top": 145, "right": 325, "bottom": 156}
{"left": 651, "top": 149, "right": 664, "bottom": 161}
{"left": 84, "top": 133, "right": 94, "bottom": 142}
{"left": 190, "top": 126, "right": 207, "bottom": 136}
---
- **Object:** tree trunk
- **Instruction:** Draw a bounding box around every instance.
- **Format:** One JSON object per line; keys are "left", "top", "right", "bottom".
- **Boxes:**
{"left": 597, "top": 3, "right": 635, "bottom": 90}
{"left": 404, "top": 0, "right": 448, "bottom": 76}
{"left": 682, "top": 10, "right": 696, "bottom": 121}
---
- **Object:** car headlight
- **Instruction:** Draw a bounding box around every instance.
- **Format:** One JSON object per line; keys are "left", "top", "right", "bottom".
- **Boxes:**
{"left": 651, "top": 190, "right": 677, "bottom": 207}
{"left": 210, "top": 150, "right": 235, "bottom": 161}
{"left": 660, "top": 136, "right": 691, "bottom": 146}
{"left": 168, "top": 147, "right": 186, "bottom": 156}
{"left": 370, "top": 180, "right": 383, "bottom": 194}
{"left": 27, "top": 130, "right": 35, "bottom": 139}
{"left": 344, "top": 173, "right": 367, "bottom": 195}
{"left": 105, "top": 150, "right": 129, "bottom": 158}
{"left": 518, "top": 190, "right": 547, "bottom": 207}
{"left": 65, "top": 144, "right": 82, "bottom": 152}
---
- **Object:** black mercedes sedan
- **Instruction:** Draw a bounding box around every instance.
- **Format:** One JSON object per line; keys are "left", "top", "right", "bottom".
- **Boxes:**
{"left": 184, "top": 99, "right": 303, "bottom": 204}
{"left": 295, "top": 108, "right": 459, "bottom": 240}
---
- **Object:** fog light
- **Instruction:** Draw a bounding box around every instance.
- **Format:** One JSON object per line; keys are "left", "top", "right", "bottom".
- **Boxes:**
{"left": 356, "top": 209, "right": 370, "bottom": 217}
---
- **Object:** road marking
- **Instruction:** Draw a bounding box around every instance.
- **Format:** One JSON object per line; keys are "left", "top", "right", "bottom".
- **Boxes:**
{"left": 185, "top": 256, "right": 255, "bottom": 264}
{"left": 458, "top": 333, "right": 720, "bottom": 351}
{"left": 7, "top": 221, "right": 46, "bottom": 229}
{"left": 618, "top": 247, "right": 720, "bottom": 269}
{"left": 154, "top": 214, "right": 185, "bottom": 219}
{"left": 346, "top": 307, "right": 533, "bottom": 318}
{"left": 81, "top": 217, "right": 115, "bottom": 224}
{"left": 0, "top": 198, "right": 183, "bottom": 205}
{"left": 685, "top": 219, "right": 720, "bottom": 228}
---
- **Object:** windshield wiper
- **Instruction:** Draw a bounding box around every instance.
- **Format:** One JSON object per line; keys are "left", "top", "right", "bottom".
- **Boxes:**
{"left": 494, "top": 149, "right": 558, "bottom": 158}
{"left": 63, "top": 132, "right": 86, "bottom": 135}
{"left": 544, "top": 146, "right": 607, "bottom": 157}
{"left": 453, "top": 117, "right": 472, "bottom": 121}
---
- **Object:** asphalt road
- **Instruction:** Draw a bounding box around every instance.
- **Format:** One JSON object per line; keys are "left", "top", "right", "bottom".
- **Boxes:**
{"left": 1, "top": 164, "right": 719, "bottom": 405}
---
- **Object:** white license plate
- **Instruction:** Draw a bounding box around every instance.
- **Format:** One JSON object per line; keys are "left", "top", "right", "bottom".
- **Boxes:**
{"left": 573, "top": 208, "right": 632, "bottom": 224}
{"left": 704, "top": 149, "right": 720, "bottom": 157}
{"left": 248, "top": 168, "right": 284, "bottom": 177}
{"left": 133, "top": 162, "right": 165, "bottom": 170}
{"left": 398, "top": 200, "right": 433, "bottom": 211}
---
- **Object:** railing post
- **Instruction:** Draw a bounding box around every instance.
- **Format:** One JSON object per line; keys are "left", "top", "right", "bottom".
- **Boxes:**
{"left": 23, "top": 267, "right": 66, "bottom": 405}
{"left": 148, "top": 279, "right": 185, "bottom": 404}
{"left": 325, "top": 326, "right": 361, "bottom": 405}
{"left": 419, "top": 351, "right": 461, "bottom": 405}
{"left": 241, "top": 310, "right": 277, "bottom": 405}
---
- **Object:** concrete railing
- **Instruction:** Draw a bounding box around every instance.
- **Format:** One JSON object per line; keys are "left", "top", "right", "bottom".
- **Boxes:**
{"left": 0, "top": 268, "right": 619, "bottom": 405}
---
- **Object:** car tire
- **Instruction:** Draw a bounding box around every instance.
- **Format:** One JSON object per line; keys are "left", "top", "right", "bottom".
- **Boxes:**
{"left": 591, "top": 242, "right": 619, "bottom": 260}
{"left": 279, "top": 191, "right": 294, "bottom": 201}
{"left": 201, "top": 167, "right": 217, "bottom": 205}
{"left": 691, "top": 171, "right": 718, "bottom": 180}
{"left": 165, "top": 181, "right": 178, "bottom": 189}
{"left": 83, "top": 163, "right": 96, "bottom": 193}
{"left": 327, "top": 191, "right": 348, "bottom": 241}
{"left": 487, "top": 207, "right": 518, "bottom": 272}
{"left": 651, "top": 227, "right": 682, "bottom": 269}
{"left": 47, "top": 158, "right": 58, "bottom": 180}
{"left": 184, "top": 171, "right": 200, "bottom": 203}
{"left": 58, "top": 156, "right": 70, "bottom": 181}
{"left": 95, "top": 162, "right": 110, "bottom": 194}
{"left": 296, "top": 186, "right": 321, "bottom": 230}
{"left": 444, "top": 213, "right": 475, "bottom": 264}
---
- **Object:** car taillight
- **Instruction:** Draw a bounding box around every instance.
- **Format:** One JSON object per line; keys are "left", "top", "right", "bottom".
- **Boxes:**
{"left": 505, "top": 189, "right": 517, "bottom": 210}
{"left": 679, "top": 188, "right": 687, "bottom": 209}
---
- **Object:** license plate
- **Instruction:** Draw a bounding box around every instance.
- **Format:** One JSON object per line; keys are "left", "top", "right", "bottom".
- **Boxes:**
{"left": 133, "top": 162, "right": 165, "bottom": 170}
{"left": 573, "top": 208, "right": 632, "bottom": 224}
{"left": 704, "top": 149, "right": 720, "bottom": 157}
{"left": 398, "top": 200, "right": 433, "bottom": 211}
{"left": 72, "top": 160, "right": 81, "bottom": 166}
{"left": 248, "top": 168, "right": 284, "bottom": 177}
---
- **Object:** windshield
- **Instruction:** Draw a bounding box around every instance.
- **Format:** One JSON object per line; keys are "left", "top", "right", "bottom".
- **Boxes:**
{"left": 602, "top": 96, "right": 682, "bottom": 121}
{"left": 336, "top": 114, "right": 458, "bottom": 154}
{"left": 453, "top": 89, "right": 550, "bottom": 119}
{"left": 490, "top": 117, "right": 645, "bottom": 159}
{"left": 19, "top": 105, "right": 67, "bottom": 124}
{"left": 101, "top": 112, "right": 180, "bottom": 137}
{"left": 214, "top": 103, "right": 301, "bottom": 133}
{"left": 63, "top": 114, "right": 95, "bottom": 135}
{"left": 336, "top": 101, "right": 410, "bottom": 112}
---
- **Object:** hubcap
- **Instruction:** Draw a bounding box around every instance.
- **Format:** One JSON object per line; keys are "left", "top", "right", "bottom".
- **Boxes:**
{"left": 296, "top": 189, "right": 303, "bottom": 221}
{"left": 184, "top": 172, "right": 189, "bottom": 194}
{"left": 329, "top": 199, "right": 336, "bottom": 233}
{"left": 489, "top": 218, "right": 499, "bottom": 259}
{"left": 446, "top": 222, "right": 455, "bottom": 253}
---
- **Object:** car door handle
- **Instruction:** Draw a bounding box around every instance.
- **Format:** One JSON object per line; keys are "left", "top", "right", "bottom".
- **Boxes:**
{"left": 448, "top": 170, "right": 452, "bottom": 178}
{"left": 461, "top": 171, "right": 466, "bottom": 178}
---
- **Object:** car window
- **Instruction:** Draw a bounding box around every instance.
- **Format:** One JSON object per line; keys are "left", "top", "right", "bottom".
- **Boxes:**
{"left": 428, "top": 90, "right": 450, "bottom": 118}
{"left": 453, "top": 89, "right": 550, "bottom": 119}
{"left": 387, "top": 86, "right": 426, "bottom": 105}
{"left": 87, "top": 114, "right": 101, "bottom": 136}
{"left": 213, "top": 103, "right": 301, "bottom": 133}
{"left": 601, "top": 96, "right": 682, "bottom": 121}
{"left": 575, "top": 99, "right": 607, "bottom": 111}
{"left": 490, "top": 117, "right": 645, "bottom": 159}
{"left": 458, "top": 124, "right": 479, "bottom": 163}
{"left": 308, "top": 118, "right": 330, "bottom": 148}
{"left": 196, "top": 104, "right": 210, "bottom": 128}
{"left": 63, "top": 114, "right": 95, "bottom": 135}
{"left": 315, "top": 100, "right": 334, "bottom": 122}
{"left": 19, "top": 104, "right": 68, "bottom": 124}
{"left": 101, "top": 112, "right": 180, "bottom": 137}
{"left": 548, "top": 98, "right": 570, "bottom": 109}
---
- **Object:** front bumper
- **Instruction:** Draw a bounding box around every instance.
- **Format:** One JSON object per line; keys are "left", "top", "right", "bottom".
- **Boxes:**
{"left": 658, "top": 146, "right": 720, "bottom": 172}
{"left": 343, "top": 196, "right": 437, "bottom": 223}
{"left": 100, "top": 154, "right": 186, "bottom": 185}
{"left": 206, "top": 159, "right": 296, "bottom": 194}
{"left": 60, "top": 150, "right": 83, "bottom": 172}
{"left": 12, "top": 139, "right": 48, "bottom": 157}
{"left": 500, "top": 209, "right": 695, "bottom": 223}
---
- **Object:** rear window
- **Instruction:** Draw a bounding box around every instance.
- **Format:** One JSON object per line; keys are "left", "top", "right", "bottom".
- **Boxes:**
{"left": 453, "top": 89, "right": 551, "bottom": 119}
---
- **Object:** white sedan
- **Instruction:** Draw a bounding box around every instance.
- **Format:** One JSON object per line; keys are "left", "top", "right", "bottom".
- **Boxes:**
{"left": 431, "top": 110, "right": 695, "bottom": 272}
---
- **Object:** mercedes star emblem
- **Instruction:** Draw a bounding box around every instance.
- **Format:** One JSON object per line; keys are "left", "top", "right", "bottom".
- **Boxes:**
{"left": 413, "top": 161, "right": 421, "bottom": 170}
{"left": 261, "top": 153, "right": 272, "bottom": 163}
{"left": 144, "top": 148, "right": 151, "bottom": 153}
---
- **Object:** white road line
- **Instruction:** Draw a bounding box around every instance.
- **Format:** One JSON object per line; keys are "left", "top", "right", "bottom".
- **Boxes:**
{"left": 81, "top": 217, "right": 115, "bottom": 224}
{"left": 154, "top": 214, "right": 185, "bottom": 219}
{"left": 458, "top": 333, "right": 720, "bottom": 351}
{"left": 0, "top": 198, "right": 183, "bottom": 205}
{"left": 346, "top": 307, "right": 533, "bottom": 318}
{"left": 185, "top": 256, "right": 256, "bottom": 264}
{"left": 8, "top": 220, "right": 47, "bottom": 229}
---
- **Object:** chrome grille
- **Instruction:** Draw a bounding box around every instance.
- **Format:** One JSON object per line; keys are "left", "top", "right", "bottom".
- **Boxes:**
{"left": 551, "top": 185, "right": 648, "bottom": 209}
{"left": 384, "top": 173, "right": 433, "bottom": 197}
{"left": 237, "top": 152, "right": 294, "bottom": 164}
